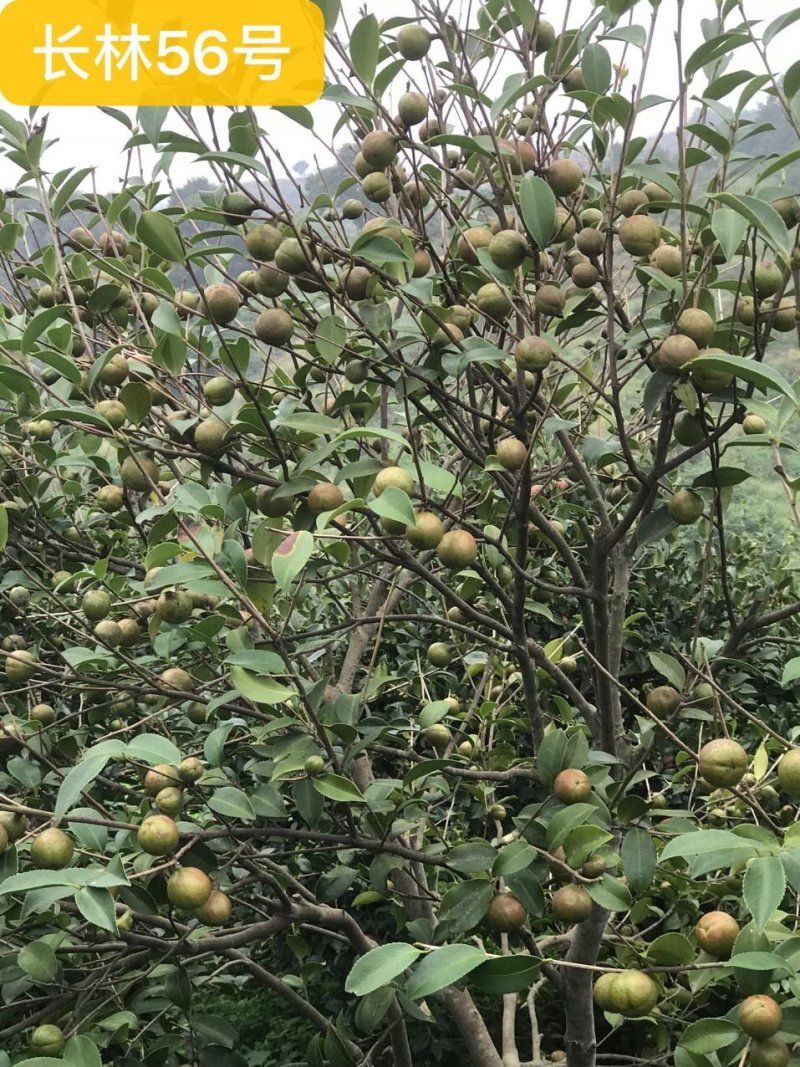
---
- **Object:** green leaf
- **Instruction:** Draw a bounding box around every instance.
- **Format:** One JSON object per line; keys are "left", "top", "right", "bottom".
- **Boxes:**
{"left": 125, "top": 733, "right": 181, "bottom": 767}
{"left": 405, "top": 944, "right": 487, "bottom": 999}
{"left": 74, "top": 886, "right": 117, "bottom": 933}
{"left": 679, "top": 1018, "right": 740, "bottom": 1054}
{"left": 536, "top": 729, "right": 568, "bottom": 786}
{"left": 448, "top": 841, "right": 498, "bottom": 873}
{"left": 546, "top": 804, "right": 598, "bottom": 849}
{"left": 345, "top": 943, "right": 422, "bottom": 995}
{"left": 208, "top": 786, "right": 256, "bottom": 821}
{"left": 688, "top": 352, "right": 795, "bottom": 402}
{"left": 64, "top": 1036, "right": 101, "bottom": 1067}
{"left": 369, "top": 486, "right": 415, "bottom": 528}
{"left": 711, "top": 192, "right": 791, "bottom": 256}
{"left": 419, "top": 700, "right": 453, "bottom": 728}
{"left": 12, "top": 1060, "right": 68, "bottom": 1067}
{"left": 729, "top": 951, "right": 790, "bottom": 972}
{"left": 137, "top": 210, "right": 184, "bottom": 262}
{"left": 118, "top": 382, "right": 152, "bottom": 425}
{"left": 0, "top": 505, "right": 8, "bottom": 552}
{"left": 743, "top": 855, "right": 786, "bottom": 932}
{"left": 271, "top": 530, "right": 314, "bottom": 590}
{"left": 585, "top": 874, "right": 631, "bottom": 912}
{"left": 621, "top": 828, "right": 656, "bottom": 895}
{"left": 229, "top": 666, "right": 295, "bottom": 705}
{"left": 647, "top": 651, "right": 685, "bottom": 690}
{"left": 519, "top": 175, "right": 556, "bottom": 250}
{"left": 469, "top": 955, "right": 542, "bottom": 994}
{"left": 494, "top": 840, "right": 538, "bottom": 877}
{"left": 17, "top": 940, "right": 57, "bottom": 982}
{"left": 151, "top": 301, "right": 182, "bottom": 336}
{"left": 581, "top": 43, "right": 612, "bottom": 94}
{"left": 350, "top": 14, "right": 379, "bottom": 87}
{"left": 54, "top": 754, "right": 110, "bottom": 820}
{"left": 782, "top": 656, "right": 800, "bottom": 687}
{"left": 313, "top": 774, "right": 366, "bottom": 803}
{"left": 315, "top": 315, "right": 347, "bottom": 362}
{"left": 438, "top": 879, "right": 493, "bottom": 935}
{"left": 660, "top": 829, "right": 757, "bottom": 863}
{"left": 693, "top": 467, "right": 751, "bottom": 489}
{"left": 646, "top": 933, "right": 695, "bottom": 966}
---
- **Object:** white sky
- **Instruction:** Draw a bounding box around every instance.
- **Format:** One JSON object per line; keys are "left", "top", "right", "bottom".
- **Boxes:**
{"left": 0, "top": 0, "right": 796, "bottom": 191}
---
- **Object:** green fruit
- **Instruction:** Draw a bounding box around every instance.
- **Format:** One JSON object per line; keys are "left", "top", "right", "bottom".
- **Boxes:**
{"left": 668, "top": 489, "right": 704, "bottom": 525}
{"left": 68, "top": 226, "right": 96, "bottom": 249}
{"left": 5, "top": 649, "right": 36, "bottom": 683}
{"left": 244, "top": 223, "right": 283, "bottom": 260}
{"left": 257, "top": 309, "right": 294, "bottom": 345}
{"left": 655, "top": 334, "right": 699, "bottom": 372}
{"left": 398, "top": 91, "right": 429, "bottom": 126}
{"left": 743, "top": 413, "right": 766, "bottom": 435}
{"left": 396, "top": 24, "right": 431, "bottom": 60}
{"left": 572, "top": 262, "right": 599, "bottom": 288}
{"left": 487, "top": 892, "right": 527, "bottom": 932}
{"left": 82, "top": 588, "right": 111, "bottom": 621}
{"left": 553, "top": 768, "right": 591, "bottom": 804}
{"left": 167, "top": 866, "right": 213, "bottom": 910}
{"left": 748, "top": 1037, "right": 791, "bottom": 1067}
{"left": 275, "top": 237, "right": 310, "bottom": 274}
{"left": 694, "top": 911, "right": 739, "bottom": 958}
{"left": 305, "top": 755, "right": 326, "bottom": 777}
{"left": 646, "top": 685, "right": 681, "bottom": 716}
{"left": 160, "top": 666, "right": 195, "bottom": 692}
{"left": 308, "top": 482, "right": 344, "bottom": 513}
{"left": 551, "top": 885, "right": 593, "bottom": 923}
{"left": 650, "top": 244, "right": 683, "bottom": 276}
{"left": 476, "top": 282, "right": 512, "bottom": 320}
{"left": 534, "top": 283, "right": 565, "bottom": 316}
{"left": 120, "top": 454, "right": 159, "bottom": 492}
{"left": 753, "top": 261, "right": 783, "bottom": 298}
{"left": 195, "top": 888, "right": 232, "bottom": 926}
{"left": 676, "top": 307, "right": 715, "bottom": 347}
{"left": 515, "top": 336, "right": 553, "bottom": 371}
{"left": 576, "top": 228, "right": 605, "bottom": 257}
{"left": 437, "top": 529, "right": 478, "bottom": 569}
{"left": 201, "top": 283, "right": 241, "bottom": 324}
{"left": 30, "top": 827, "right": 74, "bottom": 869}
{"left": 738, "top": 995, "right": 781, "bottom": 1040}
{"left": 194, "top": 417, "right": 230, "bottom": 456}
{"left": 361, "top": 172, "right": 392, "bottom": 203}
{"left": 221, "top": 191, "right": 255, "bottom": 224}
{"left": 531, "top": 16, "right": 556, "bottom": 52}
{"left": 546, "top": 158, "right": 584, "bottom": 196}
{"left": 777, "top": 748, "right": 800, "bottom": 796}
{"left": 496, "top": 438, "right": 528, "bottom": 471}
{"left": 374, "top": 466, "right": 414, "bottom": 496}
{"left": 0, "top": 812, "right": 27, "bottom": 842}
{"left": 256, "top": 486, "right": 293, "bottom": 517}
{"left": 456, "top": 225, "right": 492, "bottom": 264}
{"left": 594, "top": 970, "right": 658, "bottom": 1017}
{"left": 8, "top": 585, "right": 30, "bottom": 608}
{"left": 94, "top": 399, "right": 127, "bottom": 428}
{"left": 99, "top": 230, "right": 128, "bottom": 256}
{"left": 97, "top": 484, "right": 125, "bottom": 512}
{"left": 179, "top": 757, "right": 204, "bottom": 782}
{"left": 427, "top": 642, "right": 452, "bottom": 667}
{"left": 29, "top": 702, "right": 56, "bottom": 725}
{"left": 255, "top": 263, "right": 290, "bottom": 297}
{"left": 698, "top": 738, "right": 748, "bottom": 787}
{"left": 155, "top": 589, "right": 194, "bottom": 623}
{"left": 361, "top": 130, "right": 397, "bottom": 169}
{"left": 488, "top": 229, "right": 528, "bottom": 269}
{"left": 616, "top": 189, "right": 649, "bottom": 216}
{"left": 203, "top": 376, "right": 236, "bottom": 406}
{"left": 30, "top": 1023, "right": 65, "bottom": 1057}
{"left": 156, "top": 786, "right": 183, "bottom": 816}
{"left": 406, "top": 511, "right": 444, "bottom": 549}
{"left": 94, "top": 619, "right": 122, "bottom": 645}
{"left": 341, "top": 198, "right": 364, "bottom": 220}
{"left": 423, "top": 723, "right": 451, "bottom": 751}
{"left": 618, "top": 216, "right": 661, "bottom": 256}
{"left": 138, "top": 814, "right": 180, "bottom": 855}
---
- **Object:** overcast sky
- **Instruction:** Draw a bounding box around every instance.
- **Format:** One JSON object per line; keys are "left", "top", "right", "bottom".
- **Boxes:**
{"left": 0, "top": 0, "right": 796, "bottom": 191}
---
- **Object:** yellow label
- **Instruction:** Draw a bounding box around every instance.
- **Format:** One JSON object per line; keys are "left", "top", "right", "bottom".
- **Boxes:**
{"left": 0, "top": 0, "right": 325, "bottom": 106}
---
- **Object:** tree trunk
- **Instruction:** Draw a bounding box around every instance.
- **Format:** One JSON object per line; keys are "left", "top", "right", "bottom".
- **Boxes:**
{"left": 562, "top": 908, "right": 608, "bottom": 1067}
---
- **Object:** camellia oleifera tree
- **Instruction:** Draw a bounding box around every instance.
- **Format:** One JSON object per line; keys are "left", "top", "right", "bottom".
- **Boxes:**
{"left": 6, "top": 1, "right": 800, "bottom": 1065}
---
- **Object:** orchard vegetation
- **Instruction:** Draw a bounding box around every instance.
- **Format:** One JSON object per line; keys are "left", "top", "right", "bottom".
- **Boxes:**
{"left": 6, "top": 1, "right": 800, "bottom": 1066}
